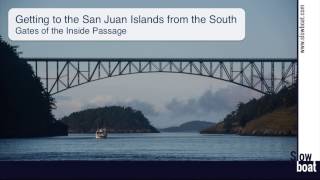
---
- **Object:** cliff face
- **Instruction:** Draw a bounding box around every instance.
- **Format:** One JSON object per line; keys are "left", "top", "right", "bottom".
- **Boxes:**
{"left": 201, "top": 105, "right": 297, "bottom": 136}
{"left": 240, "top": 106, "right": 297, "bottom": 136}
{"left": 201, "top": 84, "right": 297, "bottom": 136}
{"left": 61, "top": 106, "right": 159, "bottom": 133}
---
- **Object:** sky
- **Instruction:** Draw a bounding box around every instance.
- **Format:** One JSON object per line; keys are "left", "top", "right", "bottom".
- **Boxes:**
{"left": 0, "top": 0, "right": 297, "bottom": 128}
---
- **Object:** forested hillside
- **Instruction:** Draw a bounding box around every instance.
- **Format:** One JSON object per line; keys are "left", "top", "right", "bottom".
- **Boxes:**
{"left": 61, "top": 106, "right": 159, "bottom": 133}
{"left": 0, "top": 37, "right": 67, "bottom": 138}
{"left": 201, "top": 83, "right": 297, "bottom": 136}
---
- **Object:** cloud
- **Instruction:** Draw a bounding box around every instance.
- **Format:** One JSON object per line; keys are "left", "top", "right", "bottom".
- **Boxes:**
{"left": 163, "top": 85, "right": 262, "bottom": 123}
{"left": 80, "top": 95, "right": 114, "bottom": 110}
{"left": 77, "top": 96, "right": 159, "bottom": 117}
{"left": 54, "top": 95, "right": 72, "bottom": 101}
{"left": 123, "top": 100, "right": 159, "bottom": 116}
{"left": 53, "top": 99, "right": 83, "bottom": 118}
{"left": 53, "top": 85, "right": 262, "bottom": 128}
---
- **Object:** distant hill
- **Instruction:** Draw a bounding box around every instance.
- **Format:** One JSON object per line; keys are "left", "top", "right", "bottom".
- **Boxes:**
{"left": 61, "top": 106, "right": 159, "bottom": 133}
{"left": 201, "top": 83, "right": 297, "bottom": 136}
{"left": 160, "top": 121, "right": 215, "bottom": 132}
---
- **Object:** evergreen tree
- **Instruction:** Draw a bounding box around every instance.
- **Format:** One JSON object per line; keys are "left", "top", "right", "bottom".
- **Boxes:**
{"left": 0, "top": 37, "right": 67, "bottom": 138}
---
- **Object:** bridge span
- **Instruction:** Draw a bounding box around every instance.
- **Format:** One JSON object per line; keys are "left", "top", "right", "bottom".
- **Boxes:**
{"left": 23, "top": 58, "right": 297, "bottom": 95}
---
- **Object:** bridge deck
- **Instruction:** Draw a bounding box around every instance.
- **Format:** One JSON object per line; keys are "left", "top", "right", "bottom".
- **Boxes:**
{"left": 22, "top": 58, "right": 297, "bottom": 62}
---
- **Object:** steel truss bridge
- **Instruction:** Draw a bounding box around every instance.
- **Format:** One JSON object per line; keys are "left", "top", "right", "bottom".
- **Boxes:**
{"left": 23, "top": 58, "right": 298, "bottom": 95}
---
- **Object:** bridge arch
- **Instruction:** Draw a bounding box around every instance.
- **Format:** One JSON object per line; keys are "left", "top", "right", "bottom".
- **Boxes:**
{"left": 24, "top": 58, "right": 298, "bottom": 95}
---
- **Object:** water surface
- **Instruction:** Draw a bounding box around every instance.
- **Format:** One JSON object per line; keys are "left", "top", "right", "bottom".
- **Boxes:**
{"left": 0, "top": 133, "right": 296, "bottom": 161}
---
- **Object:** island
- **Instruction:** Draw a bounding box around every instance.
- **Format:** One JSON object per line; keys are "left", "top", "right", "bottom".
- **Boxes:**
{"left": 160, "top": 121, "right": 215, "bottom": 132}
{"left": 60, "top": 106, "right": 159, "bottom": 133}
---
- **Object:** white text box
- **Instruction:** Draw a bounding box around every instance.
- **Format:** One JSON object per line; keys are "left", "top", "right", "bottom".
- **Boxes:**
{"left": 8, "top": 8, "right": 245, "bottom": 41}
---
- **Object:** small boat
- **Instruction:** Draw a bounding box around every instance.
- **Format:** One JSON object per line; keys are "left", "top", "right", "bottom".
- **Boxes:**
{"left": 96, "top": 128, "right": 107, "bottom": 139}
